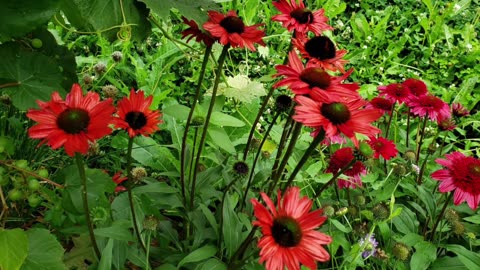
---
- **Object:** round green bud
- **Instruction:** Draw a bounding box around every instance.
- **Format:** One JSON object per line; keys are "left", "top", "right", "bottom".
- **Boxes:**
{"left": 9, "top": 189, "right": 24, "bottom": 201}
{"left": 15, "top": 159, "right": 29, "bottom": 169}
{"left": 0, "top": 174, "right": 9, "bottom": 186}
{"left": 28, "top": 178, "right": 41, "bottom": 191}
{"left": 28, "top": 194, "right": 42, "bottom": 207}
{"left": 31, "top": 38, "right": 43, "bottom": 49}
{"left": 37, "top": 168, "right": 49, "bottom": 178}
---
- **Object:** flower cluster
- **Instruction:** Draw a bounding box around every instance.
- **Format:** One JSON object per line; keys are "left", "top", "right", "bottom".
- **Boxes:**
{"left": 27, "top": 84, "right": 162, "bottom": 157}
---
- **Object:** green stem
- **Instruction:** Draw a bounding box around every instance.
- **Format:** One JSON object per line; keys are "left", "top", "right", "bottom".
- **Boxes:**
{"left": 282, "top": 129, "right": 325, "bottom": 191}
{"left": 415, "top": 116, "right": 429, "bottom": 163}
{"left": 181, "top": 45, "right": 212, "bottom": 208}
{"left": 74, "top": 153, "right": 101, "bottom": 259}
{"left": 384, "top": 102, "right": 396, "bottom": 138}
{"left": 190, "top": 45, "right": 230, "bottom": 210}
{"left": 0, "top": 82, "right": 20, "bottom": 89}
{"left": 406, "top": 108, "right": 411, "bottom": 148}
{"left": 126, "top": 137, "right": 146, "bottom": 252}
{"left": 241, "top": 112, "right": 280, "bottom": 211}
{"left": 314, "top": 159, "right": 356, "bottom": 199}
{"left": 145, "top": 230, "right": 151, "bottom": 270}
{"left": 269, "top": 121, "right": 302, "bottom": 193}
{"left": 429, "top": 192, "right": 453, "bottom": 241}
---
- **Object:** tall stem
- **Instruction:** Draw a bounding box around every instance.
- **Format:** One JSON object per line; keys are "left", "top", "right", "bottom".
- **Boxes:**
{"left": 126, "top": 137, "right": 146, "bottom": 252}
{"left": 180, "top": 45, "right": 212, "bottom": 208}
{"left": 429, "top": 192, "right": 453, "bottom": 241}
{"left": 282, "top": 129, "right": 325, "bottom": 191}
{"left": 415, "top": 116, "right": 429, "bottom": 163}
{"left": 384, "top": 102, "right": 396, "bottom": 138}
{"left": 74, "top": 153, "right": 101, "bottom": 258}
{"left": 190, "top": 45, "right": 230, "bottom": 210}
{"left": 406, "top": 108, "right": 411, "bottom": 148}
{"left": 241, "top": 112, "right": 280, "bottom": 211}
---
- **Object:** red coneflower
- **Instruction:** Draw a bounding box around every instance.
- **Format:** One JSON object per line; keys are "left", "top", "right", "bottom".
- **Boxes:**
{"left": 272, "top": 0, "right": 333, "bottom": 35}
{"left": 437, "top": 115, "right": 456, "bottom": 131}
{"left": 203, "top": 10, "right": 265, "bottom": 51}
{"left": 112, "top": 172, "right": 127, "bottom": 192}
{"left": 274, "top": 51, "right": 360, "bottom": 102}
{"left": 326, "top": 147, "right": 366, "bottom": 189}
{"left": 293, "top": 36, "right": 348, "bottom": 73}
{"left": 27, "top": 84, "right": 115, "bottom": 157}
{"left": 367, "top": 96, "right": 394, "bottom": 113}
{"left": 379, "top": 83, "right": 410, "bottom": 104}
{"left": 367, "top": 136, "right": 398, "bottom": 160}
{"left": 408, "top": 94, "right": 451, "bottom": 121}
{"left": 251, "top": 186, "right": 332, "bottom": 270}
{"left": 293, "top": 96, "right": 382, "bottom": 146}
{"left": 181, "top": 16, "right": 216, "bottom": 46}
{"left": 431, "top": 152, "right": 480, "bottom": 210}
{"left": 451, "top": 102, "right": 470, "bottom": 118}
{"left": 113, "top": 89, "right": 162, "bottom": 137}
{"left": 402, "top": 78, "right": 428, "bottom": 98}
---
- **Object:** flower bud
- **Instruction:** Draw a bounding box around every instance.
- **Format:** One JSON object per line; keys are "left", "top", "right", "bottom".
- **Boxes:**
{"left": 372, "top": 202, "right": 389, "bottom": 220}
{"left": 232, "top": 161, "right": 249, "bottom": 177}
{"left": 404, "top": 150, "right": 416, "bottom": 162}
{"left": 102, "top": 85, "right": 119, "bottom": 98}
{"left": 131, "top": 167, "right": 147, "bottom": 182}
{"left": 392, "top": 242, "right": 410, "bottom": 261}
{"left": 94, "top": 62, "right": 107, "bottom": 74}
{"left": 111, "top": 51, "right": 123, "bottom": 62}
{"left": 143, "top": 215, "right": 159, "bottom": 231}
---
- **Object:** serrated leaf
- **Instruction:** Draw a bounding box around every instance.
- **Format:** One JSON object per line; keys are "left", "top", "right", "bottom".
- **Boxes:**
{"left": 0, "top": 43, "right": 64, "bottom": 110}
{"left": 178, "top": 245, "right": 217, "bottom": 267}
{"left": 21, "top": 229, "right": 67, "bottom": 270}
{"left": 0, "top": 0, "right": 59, "bottom": 42}
{"left": 60, "top": 0, "right": 150, "bottom": 41}
{"left": 0, "top": 229, "right": 28, "bottom": 270}
{"left": 139, "top": 0, "right": 220, "bottom": 23}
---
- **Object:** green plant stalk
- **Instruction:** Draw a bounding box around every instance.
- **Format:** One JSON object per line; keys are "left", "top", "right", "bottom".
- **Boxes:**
{"left": 429, "top": 192, "right": 453, "bottom": 242}
{"left": 268, "top": 108, "right": 295, "bottom": 192}
{"left": 180, "top": 45, "right": 212, "bottom": 208}
{"left": 240, "top": 112, "right": 281, "bottom": 211}
{"left": 314, "top": 159, "right": 356, "bottom": 199}
{"left": 242, "top": 36, "right": 293, "bottom": 160}
{"left": 384, "top": 102, "right": 396, "bottom": 138}
{"left": 188, "top": 128, "right": 200, "bottom": 189}
{"left": 406, "top": 108, "right": 411, "bottom": 148}
{"left": 415, "top": 116, "right": 429, "bottom": 163}
{"left": 269, "top": 121, "right": 302, "bottom": 194}
{"left": 217, "top": 179, "right": 238, "bottom": 258}
{"left": 190, "top": 45, "right": 230, "bottom": 210}
{"left": 74, "top": 153, "right": 101, "bottom": 259}
{"left": 282, "top": 129, "right": 326, "bottom": 191}
{"left": 228, "top": 227, "right": 258, "bottom": 268}
{"left": 145, "top": 230, "right": 151, "bottom": 270}
{"left": 126, "top": 137, "right": 146, "bottom": 252}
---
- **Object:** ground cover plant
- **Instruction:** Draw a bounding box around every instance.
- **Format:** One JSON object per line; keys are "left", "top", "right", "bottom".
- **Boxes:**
{"left": 0, "top": 0, "right": 479, "bottom": 269}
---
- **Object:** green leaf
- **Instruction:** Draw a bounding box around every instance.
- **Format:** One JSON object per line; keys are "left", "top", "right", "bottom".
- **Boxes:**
{"left": 21, "top": 229, "right": 67, "bottom": 270}
{"left": 392, "top": 205, "right": 418, "bottom": 234}
{"left": 60, "top": 0, "right": 151, "bottom": 41}
{"left": 134, "top": 182, "right": 177, "bottom": 194}
{"left": 98, "top": 239, "right": 114, "bottom": 270}
{"left": 207, "top": 125, "right": 236, "bottom": 153}
{"left": 162, "top": 104, "right": 192, "bottom": 121}
{"left": 199, "top": 258, "right": 227, "bottom": 270}
{"left": 445, "top": 244, "right": 480, "bottom": 270}
{"left": 0, "top": 43, "right": 65, "bottom": 110}
{"left": 210, "top": 112, "right": 245, "bottom": 127}
{"left": 63, "top": 234, "right": 95, "bottom": 270}
{"left": 329, "top": 219, "right": 351, "bottom": 233}
{"left": 94, "top": 221, "right": 134, "bottom": 242}
{"left": 178, "top": 245, "right": 217, "bottom": 267}
{"left": 0, "top": 229, "right": 28, "bottom": 270}
{"left": 199, "top": 204, "right": 219, "bottom": 238}
{"left": 463, "top": 215, "right": 480, "bottom": 224}
{"left": 431, "top": 256, "right": 465, "bottom": 270}
{"left": 411, "top": 241, "right": 437, "bottom": 270}
{"left": 0, "top": 0, "right": 59, "bottom": 42}
{"left": 222, "top": 194, "right": 242, "bottom": 258}
{"left": 138, "top": 0, "right": 220, "bottom": 23}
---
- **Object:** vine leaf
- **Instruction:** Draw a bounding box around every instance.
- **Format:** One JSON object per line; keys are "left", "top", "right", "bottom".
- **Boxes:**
{"left": 21, "top": 228, "right": 67, "bottom": 270}
{"left": 139, "top": 0, "right": 220, "bottom": 24}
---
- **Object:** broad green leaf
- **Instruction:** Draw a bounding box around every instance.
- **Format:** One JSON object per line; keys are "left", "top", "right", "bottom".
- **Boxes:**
{"left": 0, "top": 0, "right": 59, "bottom": 42}
{"left": 431, "top": 256, "right": 465, "bottom": 270}
{"left": 210, "top": 112, "right": 245, "bottom": 127}
{"left": 392, "top": 206, "right": 418, "bottom": 234}
{"left": 0, "top": 43, "right": 64, "bottom": 110}
{"left": 138, "top": 0, "right": 220, "bottom": 23}
{"left": 463, "top": 215, "right": 480, "bottom": 224}
{"left": 178, "top": 245, "right": 217, "bottom": 267}
{"left": 411, "top": 241, "right": 437, "bottom": 270}
{"left": 199, "top": 258, "right": 227, "bottom": 270}
{"left": 207, "top": 125, "right": 236, "bottom": 153}
{"left": 21, "top": 229, "right": 67, "bottom": 270}
{"left": 199, "top": 204, "right": 219, "bottom": 237}
{"left": 0, "top": 229, "right": 28, "bottom": 270}
{"left": 223, "top": 194, "right": 242, "bottom": 258}
{"left": 134, "top": 182, "right": 177, "bottom": 194}
{"left": 162, "top": 104, "right": 192, "bottom": 121}
{"left": 63, "top": 234, "right": 95, "bottom": 269}
{"left": 60, "top": 0, "right": 151, "bottom": 41}
{"left": 98, "top": 239, "right": 114, "bottom": 270}
{"left": 94, "top": 221, "right": 134, "bottom": 242}
{"left": 445, "top": 244, "right": 480, "bottom": 270}
{"left": 329, "top": 219, "right": 351, "bottom": 233}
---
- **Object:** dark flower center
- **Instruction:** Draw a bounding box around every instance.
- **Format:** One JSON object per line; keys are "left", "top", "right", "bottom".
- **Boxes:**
{"left": 290, "top": 8, "right": 314, "bottom": 24}
{"left": 220, "top": 16, "right": 245, "bottom": 34}
{"left": 57, "top": 108, "right": 90, "bottom": 134}
{"left": 125, "top": 111, "right": 147, "bottom": 130}
{"left": 300, "top": 67, "right": 331, "bottom": 89}
{"left": 275, "top": 95, "right": 293, "bottom": 112}
{"left": 233, "top": 161, "right": 249, "bottom": 175}
{"left": 320, "top": 102, "right": 351, "bottom": 124}
{"left": 468, "top": 163, "right": 480, "bottom": 177}
{"left": 271, "top": 216, "right": 302, "bottom": 247}
{"left": 304, "top": 36, "right": 336, "bottom": 60}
